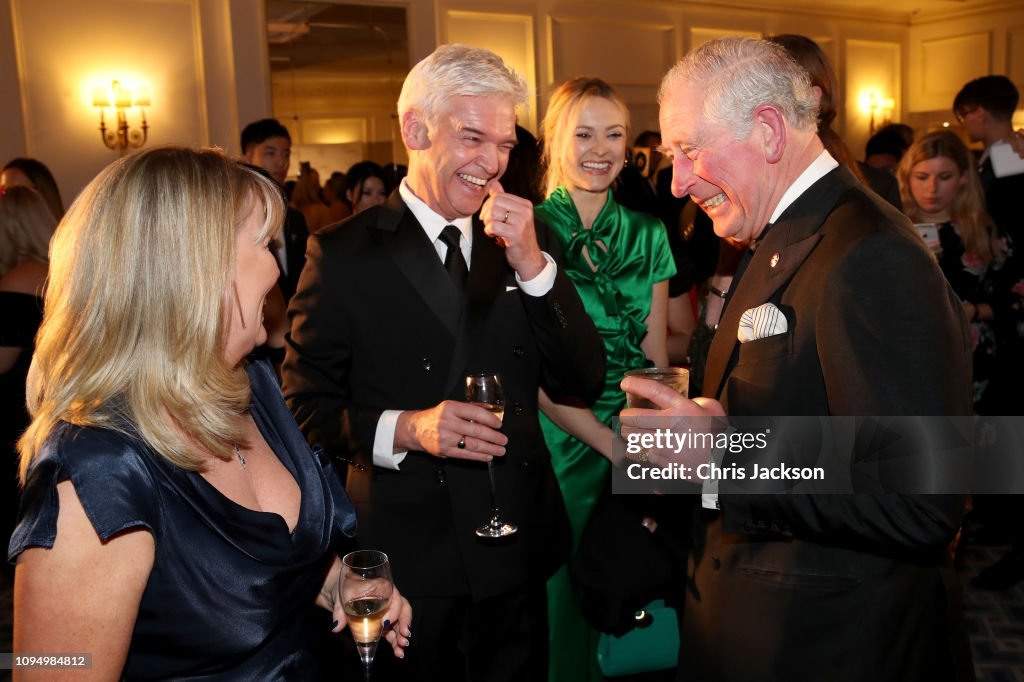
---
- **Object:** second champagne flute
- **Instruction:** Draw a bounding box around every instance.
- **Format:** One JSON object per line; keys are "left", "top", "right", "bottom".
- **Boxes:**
{"left": 339, "top": 550, "right": 393, "bottom": 682}
{"left": 465, "top": 372, "right": 518, "bottom": 538}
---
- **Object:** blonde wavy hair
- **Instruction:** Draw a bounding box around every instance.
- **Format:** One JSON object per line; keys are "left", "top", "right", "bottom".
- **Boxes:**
{"left": 0, "top": 185, "right": 56, "bottom": 277}
{"left": 540, "top": 77, "right": 630, "bottom": 199}
{"left": 19, "top": 146, "right": 284, "bottom": 482}
{"left": 897, "top": 130, "right": 1001, "bottom": 266}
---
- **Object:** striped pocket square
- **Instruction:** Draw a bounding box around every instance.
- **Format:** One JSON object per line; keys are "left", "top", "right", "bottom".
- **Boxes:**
{"left": 737, "top": 303, "right": 788, "bottom": 343}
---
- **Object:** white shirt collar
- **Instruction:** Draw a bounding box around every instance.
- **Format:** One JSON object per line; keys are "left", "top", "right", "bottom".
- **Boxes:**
{"left": 768, "top": 149, "right": 839, "bottom": 225}
{"left": 399, "top": 178, "right": 474, "bottom": 246}
{"left": 979, "top": 145, "right": 991, "bottom": 166}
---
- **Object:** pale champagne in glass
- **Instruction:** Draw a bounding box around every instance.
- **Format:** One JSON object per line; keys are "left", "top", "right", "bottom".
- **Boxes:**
{"left": 465, "top": 372, "right": 517, "bottom": 538}
{"left": 340, "top": 550, "right": 393, "bottom": 681}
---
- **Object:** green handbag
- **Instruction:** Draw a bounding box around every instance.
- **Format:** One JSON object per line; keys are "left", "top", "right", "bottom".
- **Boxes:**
{"left": 596, "top": 599, "right": 680, "bottom": 677}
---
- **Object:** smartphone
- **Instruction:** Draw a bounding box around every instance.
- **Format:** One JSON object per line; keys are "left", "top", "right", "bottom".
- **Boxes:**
{"left": 913, "top": 223, "right": 941, "bottom": 258}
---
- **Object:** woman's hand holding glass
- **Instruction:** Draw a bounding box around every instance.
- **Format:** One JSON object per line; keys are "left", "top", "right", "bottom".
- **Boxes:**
{"left": 322, "top": 555, "right": 412, "bottom": 659}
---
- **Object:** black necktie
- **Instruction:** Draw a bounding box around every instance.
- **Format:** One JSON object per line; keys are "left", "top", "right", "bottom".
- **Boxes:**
{"left": 439, "top": 225, "right": 468, "bottom": 292}
{"left": 720, "top": 224, "right": 767, "bottom": 316}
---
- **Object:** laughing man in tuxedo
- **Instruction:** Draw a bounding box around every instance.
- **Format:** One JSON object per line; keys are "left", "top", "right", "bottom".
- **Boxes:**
{"left": 282, "top": 44, "right": 604, "bottom": 682}
{"left": 621, "top": 38, "right": 975, "bottom": 681}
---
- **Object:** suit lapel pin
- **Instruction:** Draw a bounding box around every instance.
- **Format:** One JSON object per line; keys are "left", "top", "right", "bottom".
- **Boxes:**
{"left": 769, "top": 252, "right": 780, "bottom": 268}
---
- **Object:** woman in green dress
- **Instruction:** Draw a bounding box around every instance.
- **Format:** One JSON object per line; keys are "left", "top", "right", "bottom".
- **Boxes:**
{"left": 535, "top": 77, "right": 676, "bottom": 682}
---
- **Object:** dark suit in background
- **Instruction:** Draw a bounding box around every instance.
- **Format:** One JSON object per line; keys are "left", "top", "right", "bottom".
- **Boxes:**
{"left": 276, "top": 207, "right": 309, "bottom": 301}
{"left": 979, "top": 155, "right": 1024, "bottom": 246}
{"left": 857, "top": 159, "right": 902, "bottom": 209}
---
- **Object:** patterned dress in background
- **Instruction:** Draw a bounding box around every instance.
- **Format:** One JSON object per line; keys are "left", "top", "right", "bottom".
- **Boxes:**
{"left": 936, "top": 221, "right": 1023, "bottom": 413}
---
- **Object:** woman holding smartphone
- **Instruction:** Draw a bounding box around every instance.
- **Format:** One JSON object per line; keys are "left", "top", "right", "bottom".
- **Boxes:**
{"left": 897, "top": 129, "right": 1022, "bottom": 413}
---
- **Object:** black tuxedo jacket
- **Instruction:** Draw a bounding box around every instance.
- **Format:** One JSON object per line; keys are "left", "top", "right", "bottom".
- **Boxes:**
{"left": 282, "top": 192, "right": 605, "bottom": 600}
{"left": 979, "top": 156, "right": 1024, "bottom": 245}
{"left": 682, "top": 166, "right": 975, "bottom": 681}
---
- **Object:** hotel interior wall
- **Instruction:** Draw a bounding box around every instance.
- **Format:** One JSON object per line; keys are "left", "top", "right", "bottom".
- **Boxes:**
{"left": 0, "top": 0, "right": 1021, "bottom": 203}
{"left": 0, "top": 0, "right": 271, "bottom": 205}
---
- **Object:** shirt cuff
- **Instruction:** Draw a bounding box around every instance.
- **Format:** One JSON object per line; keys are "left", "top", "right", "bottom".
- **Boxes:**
{"left": 373, "top": 410, "right": 408, "bottom": 470}
{"left": 701, "top": 429, "right": 733, "bottom": 510}
{"left": 515, "top": 251, "right": 557, "bottom": 297}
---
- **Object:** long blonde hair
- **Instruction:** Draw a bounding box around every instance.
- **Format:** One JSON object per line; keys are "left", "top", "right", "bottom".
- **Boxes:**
{"left": 897, "top": 130, "right": 1001, "bottom": 266}
{"left": 19, "top": 146, "right": 284, "bottom": 481}
{"left": 0, "top": 185, "right": 56, "bottom": 276}
{"left": 540, "top": 77, "right": 630, "bottom": 199}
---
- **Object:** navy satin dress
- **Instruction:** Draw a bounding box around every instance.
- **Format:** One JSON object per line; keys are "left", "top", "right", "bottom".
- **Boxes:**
{"left": 10, "top": 360, "right": 357, "bottom": 680}
{"left": 1, "top": 291, "right": 42, "bottom": 568}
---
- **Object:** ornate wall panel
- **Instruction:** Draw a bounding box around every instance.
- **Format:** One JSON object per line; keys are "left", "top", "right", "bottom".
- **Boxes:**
{"left": 11, "top": 0, "right": 207, "bottom": 196}
{"left": 922, "top": 33, "right": 990, "bottom": 106}
{"left": 1007, "top": 25, "right": 1024, "bottom": 85}
{"left": 445, "top": 10, "right": 538, "bottom": 131}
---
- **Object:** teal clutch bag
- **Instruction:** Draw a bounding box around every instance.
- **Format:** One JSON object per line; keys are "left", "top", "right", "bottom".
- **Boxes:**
{"left": 596, "top": 599, "right": 680, "bottom": 677}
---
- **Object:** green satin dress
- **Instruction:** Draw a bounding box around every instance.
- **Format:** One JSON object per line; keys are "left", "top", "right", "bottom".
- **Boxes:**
{"left": 536, "top": 187, "right": 676, "bottom": 682}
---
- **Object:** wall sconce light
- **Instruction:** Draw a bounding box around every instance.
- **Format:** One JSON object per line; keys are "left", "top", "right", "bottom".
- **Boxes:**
{"left": 858, "top": 90, "right": 895, "bottom": 136}
{"left": 92, "top": 80, "right": 150, "bottom": 156}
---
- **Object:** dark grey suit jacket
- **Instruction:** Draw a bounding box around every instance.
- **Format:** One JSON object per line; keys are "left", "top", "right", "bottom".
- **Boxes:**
{"left": 683, "top": 166, "right": 974, "bottom": 681}
{"left": 282, "top": 192, "right": 605, "bottom": 600}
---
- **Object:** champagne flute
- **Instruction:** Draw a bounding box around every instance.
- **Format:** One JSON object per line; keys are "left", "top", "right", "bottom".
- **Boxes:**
{"left": 340, "top": 550, "right": 393, "bottom": 682}
{"left": 465, "top": 372, "right": 518, "bottom": 538}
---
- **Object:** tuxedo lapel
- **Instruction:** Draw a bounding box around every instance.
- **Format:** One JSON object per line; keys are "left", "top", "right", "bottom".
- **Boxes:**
{"left": 376, "top": 193, "right": 464, "bottom": 334}
{"left": 702, "top": 166, "right": 857, "bottom": 399}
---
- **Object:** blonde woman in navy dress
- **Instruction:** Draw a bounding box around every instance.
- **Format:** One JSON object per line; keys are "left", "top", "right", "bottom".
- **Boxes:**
{"left": 10, "top": 147, "right": 411, "bottom": 680}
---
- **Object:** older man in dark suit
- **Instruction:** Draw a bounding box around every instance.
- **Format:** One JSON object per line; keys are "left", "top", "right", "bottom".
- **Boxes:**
{"left": 282, "top": 44, "right": 604, "bottom": 682}
{"left": 622, "top": 37, "right": 974, "bottom": 681}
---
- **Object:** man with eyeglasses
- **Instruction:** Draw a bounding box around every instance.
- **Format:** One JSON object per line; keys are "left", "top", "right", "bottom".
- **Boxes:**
{"left": 952, "top": 75, "right": 1023, "bottom": 243}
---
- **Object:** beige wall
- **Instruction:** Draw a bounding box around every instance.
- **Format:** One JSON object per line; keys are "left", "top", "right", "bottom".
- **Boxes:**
{"left": 1, "top": 0, "right": 272, "bottom": 202}
{"left": 907, "top": 3, "right": 1024, "bottom": 136}
{"left": 281, "top": 0, "right": 1022, "bottom": 169}
{"left": 3, "top": 0, "right": 1023, "bottom": 202}
{"left": 437, "top": 0, "right": 911, "bottom": 157}
{"left": 287, "top": 0, "right": 913, "bottom": 168}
